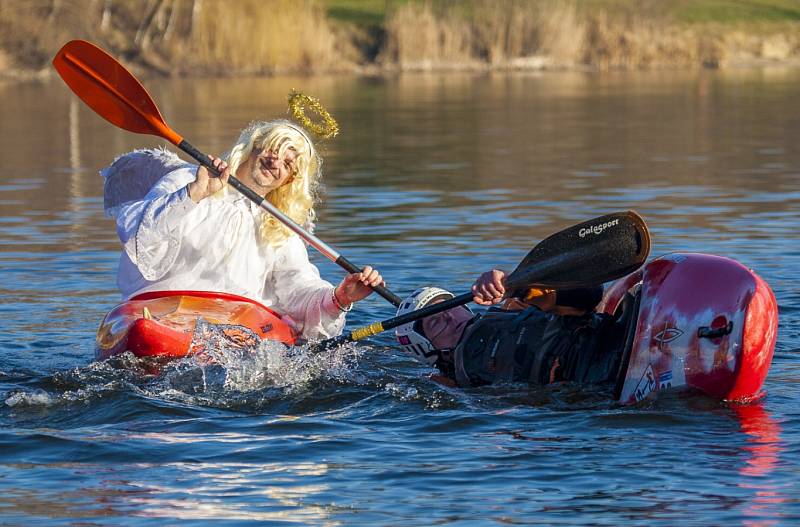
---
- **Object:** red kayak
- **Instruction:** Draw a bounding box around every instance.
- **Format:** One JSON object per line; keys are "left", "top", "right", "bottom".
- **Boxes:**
{"left": 599, "top": 253, "right": 778, "bottom": 404}
{"left": 95, "top": 290, "right": 296, "bottom": 361}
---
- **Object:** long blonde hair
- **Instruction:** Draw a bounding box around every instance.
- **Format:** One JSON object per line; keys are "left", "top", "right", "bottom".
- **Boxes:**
{"left": 224, "top": 120, "right": 322, "bottom": 247}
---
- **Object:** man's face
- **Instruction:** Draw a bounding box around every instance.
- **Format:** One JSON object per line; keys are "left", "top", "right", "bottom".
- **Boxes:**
{"left": 236, "top": 146, "right": 298, "bottom": 194}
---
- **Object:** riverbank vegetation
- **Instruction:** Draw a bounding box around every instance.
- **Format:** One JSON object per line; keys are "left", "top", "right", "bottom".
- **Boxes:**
{"left": 2, "top": 0, "right": 799, "bottom": 78}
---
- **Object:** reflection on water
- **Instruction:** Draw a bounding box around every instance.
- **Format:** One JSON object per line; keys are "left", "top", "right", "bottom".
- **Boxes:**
{"left": 0, "top": 461, "right": 337, "bottom": 524}
{"left": 2, "top": 69, "right": 799, "bottom": 268}
{"left": 129, "top": 462, "right": 335, "bottom": 524}
{"left": 1, "top": 67, "right": 799, "bottom": 525}
{"left": 735, "top": 403, "right": 787, "bottom": 527}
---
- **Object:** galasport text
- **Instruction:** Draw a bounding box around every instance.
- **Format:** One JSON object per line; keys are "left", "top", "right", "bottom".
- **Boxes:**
{"left": 578, "top": 218, "right": 620, "bottom": 238}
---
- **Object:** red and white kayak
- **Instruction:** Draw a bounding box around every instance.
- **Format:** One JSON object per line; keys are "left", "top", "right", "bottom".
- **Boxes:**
{"left": 95, "top": 254, "right": 778, "bottom": 404}
{"left": 95, "top": 290, "right": 296, "bottom": 361}
{"left": 599, "top": 253, "right": 778, "bottom": 404}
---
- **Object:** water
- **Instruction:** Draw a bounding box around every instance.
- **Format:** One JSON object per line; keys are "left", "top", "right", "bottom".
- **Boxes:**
{"left": 1, "top": 67, "right": 799, "bottom": 525}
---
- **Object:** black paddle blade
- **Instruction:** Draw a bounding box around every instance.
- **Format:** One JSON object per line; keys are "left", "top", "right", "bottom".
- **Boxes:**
{"left": 506, "top": 210, "right": 650, "bottom": 292}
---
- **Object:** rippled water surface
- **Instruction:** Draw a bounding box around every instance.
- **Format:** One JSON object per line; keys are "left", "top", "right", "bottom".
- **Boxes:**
{"left": 1, "top": 68, "right": 799, "bottom": 525}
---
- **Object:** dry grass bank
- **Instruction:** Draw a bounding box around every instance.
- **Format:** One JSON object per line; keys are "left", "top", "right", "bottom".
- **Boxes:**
{"left": 381, "top": 1, "right": 585, "bottom": 69}
{"left": 0, "top": 0, "right": 351, "bottom": 77}
{"left": 380, "top": 0, "right": 800, "bottom": 71}
{"left": 1, "top": 0, "right": 800, "bottom": 77}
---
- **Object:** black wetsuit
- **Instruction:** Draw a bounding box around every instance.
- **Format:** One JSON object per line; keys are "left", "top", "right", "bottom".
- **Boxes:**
{"left": 449, "top": 306, "right": 624, "bottom": 388}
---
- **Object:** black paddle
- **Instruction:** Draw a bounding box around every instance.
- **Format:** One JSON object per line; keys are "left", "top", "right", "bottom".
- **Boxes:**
{"left": 314, "top": 211, "right": 651, "bottom": 351}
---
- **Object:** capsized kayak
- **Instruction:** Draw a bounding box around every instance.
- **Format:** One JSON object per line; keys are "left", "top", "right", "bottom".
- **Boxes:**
{"left": 95, "top": 290, "right": 296, "bottom": 361}
{"left": 599, "top": 253, "right": 778, "bottom": 404}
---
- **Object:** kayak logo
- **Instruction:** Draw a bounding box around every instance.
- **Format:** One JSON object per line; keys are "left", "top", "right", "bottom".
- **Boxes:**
{"left": 634, "top": 364, "right": 656, "bottom": 402}
{"left": 578, "top": 218, "right": 619, "bottom": 238}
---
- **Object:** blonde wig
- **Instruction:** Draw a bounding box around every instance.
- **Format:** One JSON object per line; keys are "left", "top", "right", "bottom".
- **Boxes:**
{"left": 224, "top": 119, "right": 322, "bottom": 247}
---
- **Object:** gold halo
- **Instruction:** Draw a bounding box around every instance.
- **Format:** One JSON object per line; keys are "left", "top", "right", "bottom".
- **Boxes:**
{"left": 287, "top": 91, "right": 339, "bottom": 139}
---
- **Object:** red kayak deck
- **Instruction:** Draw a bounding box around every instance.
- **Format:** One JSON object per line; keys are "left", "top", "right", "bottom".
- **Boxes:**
{"left": 95, "top": 290, "right": 296, "bottom": 360}
{"left": 600, "top": 253, "right": 778, "bottom": 404}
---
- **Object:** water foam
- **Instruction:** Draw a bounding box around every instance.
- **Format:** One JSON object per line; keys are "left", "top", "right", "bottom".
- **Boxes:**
{"left": 4, "top": 389, "right": 53, "bottom": 407}
{"left": 157, "top": 318, "right": 365, "bottom": 396}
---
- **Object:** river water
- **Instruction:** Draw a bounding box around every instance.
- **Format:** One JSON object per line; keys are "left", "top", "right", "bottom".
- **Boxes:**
{"left": 1, "top": 68, "right": 799, "bottom": 525}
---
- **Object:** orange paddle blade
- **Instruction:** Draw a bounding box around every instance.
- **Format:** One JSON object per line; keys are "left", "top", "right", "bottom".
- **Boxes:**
{"left": 52, "top": 40, "right": 182, "bottom": 145}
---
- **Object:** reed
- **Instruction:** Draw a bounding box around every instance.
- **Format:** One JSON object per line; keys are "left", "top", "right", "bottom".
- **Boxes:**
{"left": 581, "top": 9, "right": 698, "bottom": 69}
{"left": 0, "top": 0, "right": 98, "bottom": 70}
{"left": 176, "top": 0, "right": 339, "bottom": 75}
{"left": 380, "top": 0, "right": 601, "bottom": 69}
{"left": 380, "top": 0, "right": 800, "bottom": 70}
{"left": 0, "top": 0, "right": 343, "bottom": 75}
{"left": 380, "top": 2, "right": 474, "bottom": 68}
{"left": 0, "top": 0, "right": 798, "bottom": 76}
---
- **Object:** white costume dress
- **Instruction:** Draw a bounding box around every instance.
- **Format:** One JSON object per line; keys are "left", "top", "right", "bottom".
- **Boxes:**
{"left": 102, "top": 148, "right": 346, "bottom": 340}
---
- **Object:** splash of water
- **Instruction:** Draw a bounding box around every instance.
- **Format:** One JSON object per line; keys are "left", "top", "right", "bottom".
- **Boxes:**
{"left": 3, "top": 357, "right": 146, "bottom": 409}
{"left": 159, "top": 318, "right": 365, "bottom": 395}
{"left": 5, "top": 389, "right": 53, "bottom": 407}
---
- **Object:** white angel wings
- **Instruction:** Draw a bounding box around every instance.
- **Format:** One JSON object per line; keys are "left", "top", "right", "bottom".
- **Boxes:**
{"left": 100, "top": 147, "right": 192, "bottom": 218}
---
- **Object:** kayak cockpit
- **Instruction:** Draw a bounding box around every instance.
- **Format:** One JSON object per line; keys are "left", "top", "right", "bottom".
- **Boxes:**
{"left": 95, "top": 290, "right": 296, "bottom": 361}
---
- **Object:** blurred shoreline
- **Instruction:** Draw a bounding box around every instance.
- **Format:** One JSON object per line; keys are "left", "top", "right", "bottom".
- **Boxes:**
{"left": 2, "top": 0, "right": 800, "bottom": 80}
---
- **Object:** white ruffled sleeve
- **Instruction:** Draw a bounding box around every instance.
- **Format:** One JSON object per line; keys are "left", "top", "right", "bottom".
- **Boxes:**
{"left": 268, "top": 235, "right": 346, "bottom": 340}
{"left": 115, "top": 168, "right": 199, "bottom": 281}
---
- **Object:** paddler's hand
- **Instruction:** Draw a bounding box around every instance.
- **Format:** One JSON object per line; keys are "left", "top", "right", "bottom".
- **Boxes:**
{"left": 334, "top": 266, "right": 385, "bottom": 308}
{"left": 188, "top": 155, "right": 231, "bottom": 203}
{"left": 472, "top": 269, "right": 507, "bottom": 305}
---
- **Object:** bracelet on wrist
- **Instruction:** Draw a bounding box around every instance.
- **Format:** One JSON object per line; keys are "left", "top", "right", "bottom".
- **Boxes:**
{"left": 332, "top": 288, "right": 353, "bottom": 312}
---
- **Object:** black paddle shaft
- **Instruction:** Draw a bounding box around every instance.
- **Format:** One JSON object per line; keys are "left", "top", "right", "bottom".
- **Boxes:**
{"left": 179, "top": 139, "right": 403, "bottom": 307}
{"left": 319, "top": 292, "right": 473, "bottom": 350}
